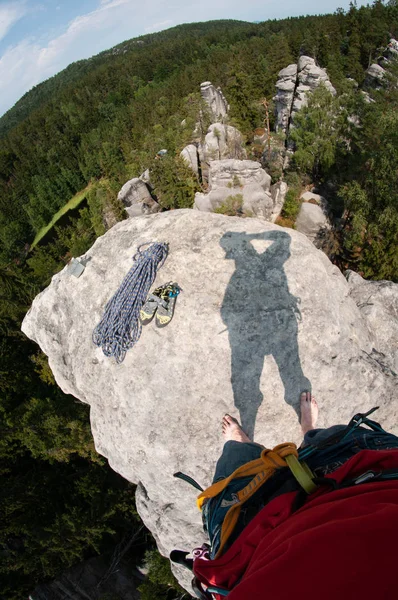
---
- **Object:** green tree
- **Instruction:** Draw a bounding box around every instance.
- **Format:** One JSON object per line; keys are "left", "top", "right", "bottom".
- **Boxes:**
{"left": 290, "top": 85, "right": 342, "bottom": 178}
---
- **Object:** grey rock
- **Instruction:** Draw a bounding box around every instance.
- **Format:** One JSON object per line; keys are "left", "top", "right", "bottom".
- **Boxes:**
{"left": 295, "top": 200, "right": 331, "bottom": 244}
{"left": 275, "top": 56, "right": 336, "bottom": 134}
{"left": 22, "top": 210, "right": 398, "bottom": 592}
{"left": 199, "top": 123, "right": 246, "bottom": 164}
{"left": 200, "top": 81, "right": 229, "bottom": 123}
{"left": 365, "top": 63, "right": 386, "bottom": 88}
{"left": 300, "top": 191, "right": 328, "bottom": 211}
{"left": 346, "top": 270, "right": 398, "bottom": 374}
{"left": 180, "top": 144, "right": 199, "bottom": 175}
{"left": 387, "top": 38, "right": 398, "bottom": 59}
{"left": 270, "top": 181, "right": 288, "bottom": 222}
{"left": 194, "top": 159, "right": 274, "bottom": 218}
{"left": 361, "top": 90, "right": 374, "bottom": 104}
{"left": 139, "top": 169, "right": 151, "bottom": 185}
{"left": 117, "top": 178, "right": 160, "bottom": 217}
{"left": 292, "top": 57, "right": 336, "bottom": 122}
{"left": 198, "top": 123, "right": 246, "bottom": 182}
{"left": 274, "top": 64, "right": 297, "bottom": 133}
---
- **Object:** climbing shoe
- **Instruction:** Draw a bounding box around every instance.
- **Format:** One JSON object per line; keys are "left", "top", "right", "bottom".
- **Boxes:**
{"left": 155, "top": 282, "right": 181, "bottom": 328}
{"left": 139, "top": 285, "right": 165, "bottom": 325}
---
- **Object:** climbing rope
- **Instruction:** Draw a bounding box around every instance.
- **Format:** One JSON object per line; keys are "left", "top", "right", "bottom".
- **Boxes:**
{"left": 92, "top": 242, "right": 168, "bottom": 363}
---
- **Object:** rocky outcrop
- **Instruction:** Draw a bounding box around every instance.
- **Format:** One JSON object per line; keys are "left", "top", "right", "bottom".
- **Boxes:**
{"left": 295, "top": 192, "right": 331, "bottom": 246}
{"left": 365, "top": 63, "right": 386, "bottom": 88}
{"left": 197, "top": 123, "right": 247, "bottom": 182}
{"left": 386, "top": 38, "right": 398, "bottom": 60}
{"left": 275, "top": 56, "right": 336, "bottom": 135}
{"left": 117, "top": 178, "right": 160, "bottom": 217}
{"left": 199, "top": 123, "right": 246, "bottom": 163}
{"left": 139, "top": 169, "right": 151, "bottom": 185}
{"left": 274, "top": 64, "right": 297, "bottom": 133}
{"left": 200, "top": 81, "right": 229, "bottom": 123}
{"left": 270, "top": 181, "right": 288, "bottom": 222}
{"left": 346, "top": 270, "right": 398, "bottom": 374}
{"left": 180, "top": 144, "right": 199, "bottom": 175}
{"left": 194, "top": 160, "right": 274, "bottom": 218}
{"left": 22, "top": 210, "right": 398, "bottom": 592}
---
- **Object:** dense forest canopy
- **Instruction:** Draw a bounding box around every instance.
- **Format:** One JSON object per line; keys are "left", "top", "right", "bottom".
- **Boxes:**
{"left": 1, "top": 2, "right": 398, "bottom": 598}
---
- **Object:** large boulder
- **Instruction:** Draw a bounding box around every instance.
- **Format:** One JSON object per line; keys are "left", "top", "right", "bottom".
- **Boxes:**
{"left": 199, "top": 123, "right": 246, "bottom": 164}
{"left": 194, "top": 159, "right": 274, "bottom": 218}
{"left": 200, "top": 81, "right": 229, "bottom": 123}
{"left": 22, "top": 210, "right": 398, "bottom": 592}
{"left": 295, "top": 199, "right": 331, "bottom": 246}
{"left": 387, "top": 38, "right": 398, "bottom": 60}
{"left": 180, "top": 144, "right": 199, "bottom": 175}
{"left": 270, "top": 181, "right": 288, "bottom": 222}
{"left": 117, "top": 178, "right": 160, "bottom": 217}
{"left": 365, "top": 63, "right": 386, "bottom": 88}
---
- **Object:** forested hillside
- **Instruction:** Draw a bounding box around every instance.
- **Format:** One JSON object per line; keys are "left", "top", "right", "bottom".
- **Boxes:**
{"left": 1, "top": 3, "right": 398, "bottom": 598}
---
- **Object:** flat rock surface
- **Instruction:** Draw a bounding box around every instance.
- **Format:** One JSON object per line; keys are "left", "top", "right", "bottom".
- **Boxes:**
{"left": 22, "top": 210, "right": 398, "bottom": 590}
{"left": 346, "top": 270, "right": 398, "bottom": 374}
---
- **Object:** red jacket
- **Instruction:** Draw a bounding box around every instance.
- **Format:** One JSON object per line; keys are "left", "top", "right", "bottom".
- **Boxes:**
{"left": 194, "top": 450, "right": 398, "bottom": 599}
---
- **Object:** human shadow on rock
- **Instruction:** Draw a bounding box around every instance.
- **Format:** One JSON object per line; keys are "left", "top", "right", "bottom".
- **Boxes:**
{"left": 220, "top": 230, "right": 311, "bottom": 440}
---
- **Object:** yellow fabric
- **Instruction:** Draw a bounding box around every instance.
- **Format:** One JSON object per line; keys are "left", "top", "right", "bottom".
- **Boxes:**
{"left": 197, "top": 443, "right": 300, "bottom": 558}
{"left": 285, "top": 454, "right": 317, "bottom": 494}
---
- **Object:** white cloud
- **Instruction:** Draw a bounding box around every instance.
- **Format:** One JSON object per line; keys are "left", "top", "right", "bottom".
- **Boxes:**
{"left": 0, "top": 1, "right": 27, "bottom": 42}
{"left": 0, "top": 0, "right": 139, "bottom": 115}
{"left": 145, "top": 19, "right": 173, "bottom": 33}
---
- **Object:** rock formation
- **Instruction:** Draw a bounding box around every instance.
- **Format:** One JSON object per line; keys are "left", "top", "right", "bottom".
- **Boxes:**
{"left": 117, "top": 177, "right": 160, "bottom": 217}
{"left": 274, "top": 56, "right": 336, "bottom": 135}
{"left": 194, "top": 159, "right": 274, "bottom": 218}
{"left": 274, "top": 64, "right": 297, "bottom": 134}
{"left": 386, "top": 37, "right": 398, "bottom": 60}
{"left": 296, "top": 202, "right": 331, "bottom": 246}
{"left": 270, "top": 181, "right": 288, "bottom": 222}
{"left": 180, "top": 144, "right": 199, "bottom": 176}
{"left": 22, "top": 209, "right": 398, "bottom": 591}
{"left": 200, "top": 81, "right": 229, "bottom": 123}
{"left": 197, "top": 123, "right": 246, "bottom": 181}
{"left": 346, "top": 271, "right": 398, "bottom": 374}
{"left": 365, "top": 63, "right": 386, "bottom": 88}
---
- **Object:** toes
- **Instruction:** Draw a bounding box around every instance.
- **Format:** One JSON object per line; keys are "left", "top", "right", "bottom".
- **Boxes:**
{"left": 300, "top": 391, "right": 311, "bottom": 402}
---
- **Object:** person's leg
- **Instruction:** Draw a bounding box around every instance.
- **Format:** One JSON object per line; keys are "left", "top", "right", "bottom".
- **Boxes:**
{"left": 300, "top": 391, "right": 319, "bottom": 436}
{"left": 213, "top": 415, "right": 264, "bottom": 483}
{"left": 300, "top": 391, "right": 348, "bottom": 447}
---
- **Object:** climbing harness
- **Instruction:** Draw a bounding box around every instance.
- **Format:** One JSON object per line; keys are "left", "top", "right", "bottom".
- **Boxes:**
{"left": 172, "top": 407, "right": 398, "bottom": 599}
{"left": 196, "top": 443, "right": 315, "bottom": 559}
{"left": 92, "top": 242, "right": 168, "bottom": 363}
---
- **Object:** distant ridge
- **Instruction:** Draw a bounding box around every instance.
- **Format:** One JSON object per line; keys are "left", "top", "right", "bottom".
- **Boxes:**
{"left": 0, "top": 20, "right": 250, "bottom": 138}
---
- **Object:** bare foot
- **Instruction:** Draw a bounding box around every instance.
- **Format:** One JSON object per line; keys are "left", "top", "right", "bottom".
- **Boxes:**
{"left": 222, "top": 414, "right": 251, "bottom": 443}
{"left": 300, "top": 392, "right": 318, "bottom": 435}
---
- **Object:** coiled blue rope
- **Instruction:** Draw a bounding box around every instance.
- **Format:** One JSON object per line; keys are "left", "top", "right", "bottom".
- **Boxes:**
{"left": 93, "top": 242, "right": 168, "bottom": 363}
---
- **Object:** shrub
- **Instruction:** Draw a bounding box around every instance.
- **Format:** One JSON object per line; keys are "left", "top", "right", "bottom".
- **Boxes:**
{"left": 214, "top": 194, "right": 244, "bottom": 216}
{"left": 138, "top": 550, "right": 188, "bottom": 600}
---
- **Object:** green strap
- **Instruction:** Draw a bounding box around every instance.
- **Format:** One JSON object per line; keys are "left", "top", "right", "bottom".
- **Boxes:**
{"left": 285, "top": 454, "right": 317, "bottom": 494}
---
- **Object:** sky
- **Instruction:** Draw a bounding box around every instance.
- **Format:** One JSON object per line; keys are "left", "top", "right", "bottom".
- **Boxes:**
{"left": 0, "top": 0, "right": 371, "bottom": 118}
